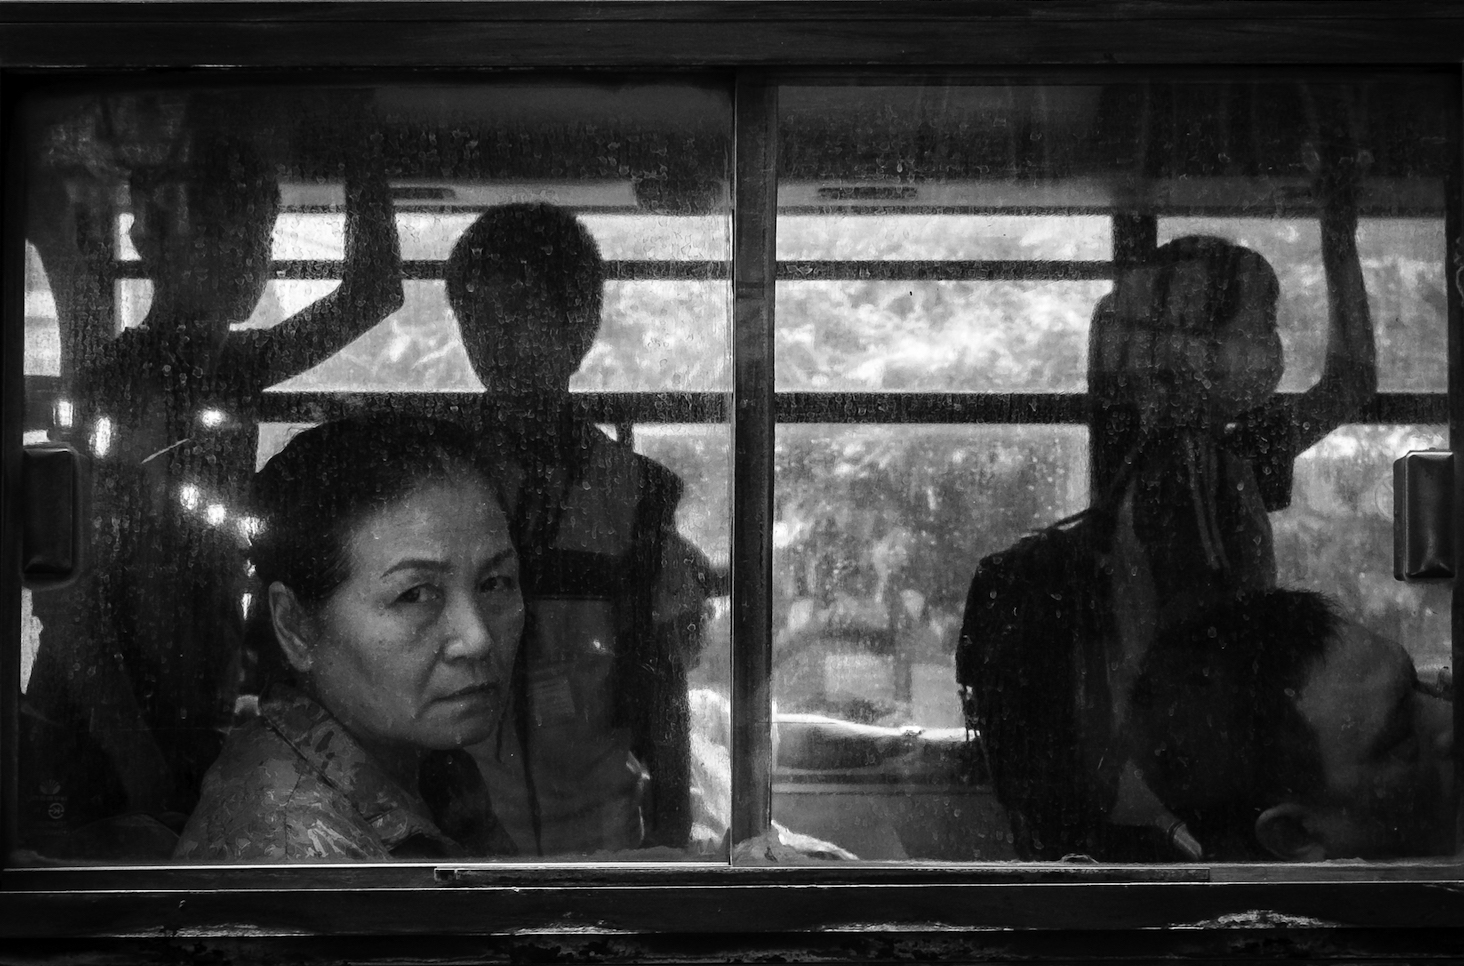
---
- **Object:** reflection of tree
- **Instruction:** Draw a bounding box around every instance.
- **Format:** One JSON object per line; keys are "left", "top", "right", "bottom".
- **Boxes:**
{"left": 776, "top": 280, "right": 1100, "bottom": 393}
{"left": 1275, "top": 424, "right": 1451, "bottom": 667}
{"left": 772, "top": 421, "right": 1446, "bottom": 729}
{"left": 26, "top": 199, "right": 1450, "bottom": 705}
{"left": 772, "top": 427, "right": 1088, "bottom": 725}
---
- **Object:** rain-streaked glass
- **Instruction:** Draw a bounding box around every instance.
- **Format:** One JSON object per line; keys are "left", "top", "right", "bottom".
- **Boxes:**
{"left": 18, "top": 81, "right": 732, "bottom": 865}
{"left": 771, "top": 78, "right": 1455, "bottom": 865}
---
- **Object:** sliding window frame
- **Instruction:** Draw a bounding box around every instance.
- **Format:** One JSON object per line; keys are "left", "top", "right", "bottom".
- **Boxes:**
{"left": 2, "top": 5, "right": 1464, "bottom": 964}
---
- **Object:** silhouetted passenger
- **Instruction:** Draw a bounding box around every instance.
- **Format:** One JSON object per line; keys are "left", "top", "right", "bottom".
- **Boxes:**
{"left": 1094, "top": 139, "right": 1374, "bottom": 688}
{"left": 24, "top": 103, "right": 403, "bottom": 848}
{"left": 445, "top": 202, "right": 712, "bottom": 854}
{"left": 959, "top": 140, "right": 1374, "bottom": 860}
{"left": 176, "top": 416, "right": 520, "bottom": 861}
{"left": 1130, "top": 589, "right": 1453, "bottom": 860}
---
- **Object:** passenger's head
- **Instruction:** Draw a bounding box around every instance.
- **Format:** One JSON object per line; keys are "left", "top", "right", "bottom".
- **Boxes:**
{"left": 251, "top": 415, "right": 523, "bottom": 753}
{"left": 1094, "top": 236, "right": 1283, "bottom": 421}
{"left": 1131, "top": 589, "right": 1454, "bottom": 860}
{"left": 129, "top": 127, "right": 279, "bottom": 327}
{"left": 444, "top": 202, "right": 604, "bottom": 394}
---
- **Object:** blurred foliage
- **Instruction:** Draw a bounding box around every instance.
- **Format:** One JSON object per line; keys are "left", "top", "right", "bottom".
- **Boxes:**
{"left": 772, "top": 425, "right": 1088, "bottom": 727}
{"left": 1278, "top": 424, "right": 1450, "bottom": 669}
{"left": 24, "top": 210, "right": 1451, "bottom": 726}
{"left": 768, "top": 215, "right": 1447, "bottom": 727}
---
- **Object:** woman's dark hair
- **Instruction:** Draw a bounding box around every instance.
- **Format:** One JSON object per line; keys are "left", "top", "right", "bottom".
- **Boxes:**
{"left": 246, "top": 414, "right": 504, "bottom": 686}
{"left": 444, "top": 202, "right": 605, "bottom": 366}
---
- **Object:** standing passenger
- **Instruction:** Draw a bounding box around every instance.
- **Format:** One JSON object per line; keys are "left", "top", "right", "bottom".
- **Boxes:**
{"left": 24, "top": 99, "right": 403, "bottom": 848}
{"left": 445, "top": 202, "right": 712, "bottom": 853}
{"left": 960, "top": 135, "right": 1375, "bottom": 861}
{"left": 1092, "top": 136, "right": 1374, "bottom": 743}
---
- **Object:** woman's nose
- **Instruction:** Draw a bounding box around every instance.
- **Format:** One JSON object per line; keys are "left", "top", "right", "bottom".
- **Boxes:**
{"left": 442, "top": 593, "right": 495, "bottom": 661}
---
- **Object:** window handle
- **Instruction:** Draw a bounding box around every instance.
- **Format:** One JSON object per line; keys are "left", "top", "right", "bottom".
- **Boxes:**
{"left": 1394, "top": 450, "right": 1453, "bottom": 582}
{"left": 22, "top": 443, "right": 84, "bottom": 588}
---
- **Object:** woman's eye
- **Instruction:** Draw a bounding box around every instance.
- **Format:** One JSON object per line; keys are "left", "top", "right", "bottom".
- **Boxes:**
{"left": 396, "top": 585, "right": 439, "bottom": 606}
{"left": 481, "top": 574, "right": 517, "bottom": 595}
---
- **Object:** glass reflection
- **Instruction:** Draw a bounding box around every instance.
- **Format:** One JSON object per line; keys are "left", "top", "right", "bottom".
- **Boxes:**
{"left": 23, "top": 91, "right": 403, "bottom": 861}
{"left": 18, "top": 81, "right": 733, "bottom": 864}
{"left": 778, "top": 78, "right": 1453, "bottom": 864}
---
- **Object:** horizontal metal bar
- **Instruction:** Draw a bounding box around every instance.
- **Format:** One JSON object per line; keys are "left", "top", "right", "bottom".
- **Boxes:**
{"left": 787, "top": 392, "right": 1448, "bottom": 425}
{"left": 777, "top": 392, "right": 1092, "bottom": 423}
{"left": 113, "top": 259, "right": 1112, "bottom": 283}
{"left": 111, "top": 260, "right": 730, "bottom": 282}
{"left": 3, "top": 2, "right": 1460, "bottom": 27}
{"left": 246, "top": 390, "right": 1456, "bottom": 427}
{"left": 251, "top": 390, "right": 1083, "bottom": 425}
{"left": 20, "top": 379, "right": 1446, "bottom": 430}
{"left": 776, "top": 204, "right": 1448, "bottom": 219}
{"left": 4, "top": 7, "right": 1463, "bottom": 70}
{"left": 778, "top": 261, "right": 1112, "bottom": 282}
{"left": 251, "top": 390, "right": 731, "bottom": 424}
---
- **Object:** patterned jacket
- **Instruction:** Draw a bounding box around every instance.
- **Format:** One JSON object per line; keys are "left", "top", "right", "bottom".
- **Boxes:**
{"left": 174, "top": 686, "right": 462, "bottom": 862}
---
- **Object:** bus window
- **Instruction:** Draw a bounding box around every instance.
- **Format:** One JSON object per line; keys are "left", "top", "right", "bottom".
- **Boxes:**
{"left": 18, "top": 81, "right": 733, "bottom": 864}
{"left": 770, "top": 77, "right": 1455, "bottom": 866}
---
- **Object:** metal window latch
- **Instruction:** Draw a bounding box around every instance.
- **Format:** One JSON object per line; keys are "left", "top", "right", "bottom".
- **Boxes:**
{"left": 22, "top": 443, "right": 84, "bottom": 589}
{"left": 1394, "top": 450, "right": 1454, "bottom": 582}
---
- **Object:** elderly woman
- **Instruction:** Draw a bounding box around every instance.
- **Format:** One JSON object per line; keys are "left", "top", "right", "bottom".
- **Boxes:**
{"left": 175, "top": 415, "right": 523, "bottom": 861}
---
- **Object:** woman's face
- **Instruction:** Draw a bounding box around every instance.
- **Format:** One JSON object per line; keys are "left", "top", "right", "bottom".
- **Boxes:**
{"left": 297, "top": 475, "right": 523, "bottom": 753}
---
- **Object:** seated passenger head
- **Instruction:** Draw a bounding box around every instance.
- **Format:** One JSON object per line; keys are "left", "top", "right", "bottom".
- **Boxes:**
{"left": 128, "top": 126, "right": 279, "bottom": 327}
{"left": 250, "top": 415, "right": 523, "bottom": 753}
{"left": 1093, "top": 235, "right": 1283, "bottom": 421}
{"left": 1131, "top": 588, "right": 1454, "bottom": 860}
{"left": 444, "top": 202, "right": 604, "bottom": 394}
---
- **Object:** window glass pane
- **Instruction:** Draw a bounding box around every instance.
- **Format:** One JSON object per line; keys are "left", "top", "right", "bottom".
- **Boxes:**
{"left": 774, "top": 77, "right": 1455, "bottom": 867}
{"left": 1159, "top": 218, "right": 1447, "bottom": 393}
{"left": 632, "top": 424, "right": 733, "bottom": 846}
{"left": 23, "top": 243, "right": 60, "bottom": 376}
{"left": 261, "top": 280, "right": 729, "bottom": 393}
{"left": 400, "top": 212, "right": 730, "bottom": 262}
{"left": 772, "top": 424, "right": 1085, "bottom": 860}
{"left": 122, "top": 210, "right": 733, "bottom": 265}
{"left": 119, "top": 211, "right": 348, "bottom": 262}
{"left": 1276, "top": 424, "right": 1450, "bottom": 670}
{"left": 633, "top": 424, "right": 731, "bottom": 569}
{"left": 19, "top": 80, "right": 732, "bottom": 865}
{"left": 777, "top": 214, "right": 1110, "bottom": 261}
{"left": 777, "top": 280, "right": 1105, "bottom": 392}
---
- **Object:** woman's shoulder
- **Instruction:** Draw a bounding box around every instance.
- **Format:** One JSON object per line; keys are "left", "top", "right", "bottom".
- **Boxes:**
{"left": 172, "top": 717, "right": 390, "bottom": 863}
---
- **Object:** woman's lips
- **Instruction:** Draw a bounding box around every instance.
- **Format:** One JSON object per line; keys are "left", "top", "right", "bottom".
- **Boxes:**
{"left": 439, "top": 682, "right": 501, "bottom": 704}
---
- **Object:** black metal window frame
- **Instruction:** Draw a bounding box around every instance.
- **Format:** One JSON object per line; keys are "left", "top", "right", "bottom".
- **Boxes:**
{"left": 2, "top": 5, "right": 1464, "bottom": 962}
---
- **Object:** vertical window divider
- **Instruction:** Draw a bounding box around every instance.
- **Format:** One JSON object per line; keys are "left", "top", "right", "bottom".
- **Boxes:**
{"left": 1447, "top": 66, "right": 1463, "bottom": 857}
{"left": 2, "top": 73, "right": 27, "bottom": 859}
{"left": 730, "top": 72, "right": 777, "bottom": 848}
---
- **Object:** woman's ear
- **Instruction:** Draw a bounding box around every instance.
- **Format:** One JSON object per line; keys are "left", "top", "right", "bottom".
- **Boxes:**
{"left": 268, "top": 581, "right": 316, "bottom": 675}
{"left": 1255, "top": 803, "right": 1328, "bottom": 862}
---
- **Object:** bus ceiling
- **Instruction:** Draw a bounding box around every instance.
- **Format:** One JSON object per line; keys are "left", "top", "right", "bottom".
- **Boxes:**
{"left": 33, "top": 78, "right": 1450, "bottom": 218}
